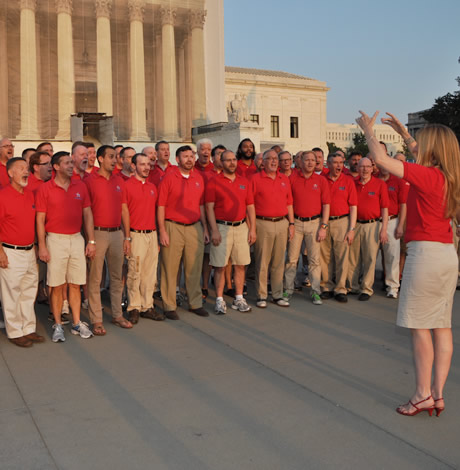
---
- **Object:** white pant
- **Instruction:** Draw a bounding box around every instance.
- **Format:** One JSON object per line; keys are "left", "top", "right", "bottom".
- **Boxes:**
{"left": 382, "top": 217, "right": 400, "bottom": 293}
{"left": 0, "top": 248, "right": 38, "bottom": 339}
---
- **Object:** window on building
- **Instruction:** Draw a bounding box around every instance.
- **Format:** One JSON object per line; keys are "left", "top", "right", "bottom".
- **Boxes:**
{"left": 271, "top": 115, "right": 279, "bottom": 138}
{"left": 290, "top": 117, "right": 299, "bottom": 138}
{"left": 250, "top": 114, "right": 259, "bottom": 125}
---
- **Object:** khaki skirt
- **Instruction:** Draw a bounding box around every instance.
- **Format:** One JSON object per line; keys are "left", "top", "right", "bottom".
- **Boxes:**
{"left": 397, "top": 241, "right": 458, "bottom": 329}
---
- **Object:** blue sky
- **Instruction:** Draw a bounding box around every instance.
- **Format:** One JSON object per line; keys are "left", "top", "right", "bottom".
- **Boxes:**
{"left": 224, "top": 0, "right": 460, "bottom": 124}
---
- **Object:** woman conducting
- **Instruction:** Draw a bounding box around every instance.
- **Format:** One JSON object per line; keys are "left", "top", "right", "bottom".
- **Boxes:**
{"left": 356, "top": 110, "right": 460, "bottom": 417}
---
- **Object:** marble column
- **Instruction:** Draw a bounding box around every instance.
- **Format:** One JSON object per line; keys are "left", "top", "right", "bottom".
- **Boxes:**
{"left": 189, "top": 9, "right": 207, "bottom": 127}
{"left": 184, "top": 35, "right": 192, "bottom": 141}
{"left": 55, "top": 0, "right": 75, "bottom": 140}
{"left": 0, "top": 9, "right": 8, "bottom": 137}
{"left": 160, "top": 6, "right": 178, "bottom": 141}
{"left": 128, "top": 0, "right": 149, "bottom": 141}
{"left": 154, "top": 31, "right": 163, "bottom": 140}
{"left": 17, "top": 0, "right": 40, "bottom": 140}
{"left": 95, "top": 0, "right": 113, "bottom": 116}
{"left": 178, "top": 40, "right": 187, "bottom": 140}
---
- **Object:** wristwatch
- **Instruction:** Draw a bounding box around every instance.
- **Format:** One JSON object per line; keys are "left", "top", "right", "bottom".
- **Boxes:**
{"left": 88, "top": 240, "right": 96, "bottom": 245}
{"left": 124, "top": 237, "right": 132, "bottom": 242}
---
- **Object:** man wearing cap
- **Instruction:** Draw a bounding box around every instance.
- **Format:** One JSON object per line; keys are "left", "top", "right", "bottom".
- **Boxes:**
{"left": 157, "top": 145, "right": 210, "bottom": 320}
{"left": 36, "top": 152, "right": 96, "bottom": 342}
{"left": 251, "top": 149, "right": 295, "bottom": 308}
{"left": 85, "top": 145, "right": 132, "bottom": 335}
{"left": 0, "top": 158, "right": 43, "bottom": 347}
{"left": 320, "top": 153, "right": 358, "bottom": 302}
{"left": 122, "top": 153, "right": 164, "bottom": 323}
{"left": 284, "top": 150, "right": 330, "bottom": 305}
{"left": 348, "top": 157, "right": 389, "bottom": 301}
{"left": 206, "top": 150, "right": 256, "bottom": 314}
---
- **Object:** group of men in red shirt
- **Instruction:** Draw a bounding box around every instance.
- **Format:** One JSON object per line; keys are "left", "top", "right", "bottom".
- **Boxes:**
{"left": 0, "top": 136, "right": 410, "bottom": 348}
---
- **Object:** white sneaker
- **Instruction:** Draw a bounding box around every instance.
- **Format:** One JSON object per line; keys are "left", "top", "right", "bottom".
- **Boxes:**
{"left": 272, "top": 298, "right": 290, "bottom": 307}
{"left": 71, "top": 321, "right": 93, "bottom": 339}
{"left": 81, "top": 299, "right": 89, "bottom": 310}
{"left": 231, "top": 298, "right": 251, "bottom": 313}
{"left": 61, "top": 300, "right": 70, "bottom": 315}
{"left": 387, "top": 291, "right": 398, "bottom": 299}
{"left": 214, "top": 298, "right": 227, "bottom": 315}
{"left": 52, "top": 324, "right": 65, "bottom": 343}
{"left": 256, "top": 299, "right": 267, "bottom": 308}
{"left": 311, "top": 292, "right": 323, "bottom": 305}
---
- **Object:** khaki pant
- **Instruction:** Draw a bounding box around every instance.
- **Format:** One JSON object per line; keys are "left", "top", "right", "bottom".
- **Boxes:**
{"left": 127, "top": 231, "right": 158, "bottom": 312}
{"left": 160, "top": 221, "right": 204, "bottom": 311}
{"left": 320, "top": 216, "right": 350, "bottom": 294}
{"left": 0, "top": 248, "right": 38, "bottom": 339}
{"left": 285, "top": 218, "right": 321, "bottom": 294}
{"left": 382, "top": 217, "right": 400, "bottom": 293}
{"left": 88, "top": 230, "right": 124, "bottom": 323}
{"left": 255, "top": 218, "right": 289, "bottom": 299}
{"left": 348, "top": 221, "right": 381, "bottom": 295}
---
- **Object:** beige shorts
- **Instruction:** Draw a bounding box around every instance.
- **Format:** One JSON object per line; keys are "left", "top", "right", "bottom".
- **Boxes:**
{"left": 46, "top": 232, "right": 87, "bottom": 287}
{"left": 210, "top": 222, "right": 251, "bottom": 268}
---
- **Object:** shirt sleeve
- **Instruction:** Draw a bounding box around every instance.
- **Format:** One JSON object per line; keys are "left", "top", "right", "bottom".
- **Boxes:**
{"left": 285, "top": 177, "right": 293, "bottom": 206}
{"left": 403, "top": 161, "right": 442, "bottom": 193}
{"left": 398, "top": 179, "right": 410, "bottom": 204}
{"left": 379, "top": 180, "right": 389, "bottom": 208}
{"left": 245, "top": 177, "right": 254, "bottom": 205}
{"left": 320, "top": 176, "right": 331, "bottom": 205}
{"left": 157, "top": 174, "right": 170, "bottom": 207}
{"left": 347, "top": 179, "right": 358, "bottom": 206}
{"left": 81, "top": 184, "right": 91, "bottom": 209}
{"left": 35, "top": 183, "right": 48, "bottom": 213}
{"left": 204, "top": 178, "right": 216, "bottom": 204}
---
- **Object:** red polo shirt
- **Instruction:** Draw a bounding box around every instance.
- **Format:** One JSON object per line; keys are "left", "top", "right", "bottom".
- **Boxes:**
{"left": 236, "top": 159, "right": 256, "bottom": 178}
{"left": 148, "top": 162, "right": 173, "bottom": 187}
{"left": 324, "top": 172, "right": 358, "bottom": 216}
{"left": 195, "top": 161, "right": 214, "bottom": 173}
{"left": 355, "top": 176, "right": 389, "bottom": 221}
{"left": 0, "top": 162, "right": 9, "bottom": 188}
{"left": 0, "top": 186, "right": 35, "bottom": 245}
{"left": 119, "top": 172, "right": 131, "bottom": 182}
{"left": 113, "top": 167, "right": 121, "bottom": 175}
{"left": 85, "top": 172, "right": 124, "bottom": 228}
{"left": 290, "top": 171, "right": 330, "bottom": 218}
{"left": 36, "top": 178, "right": 91, "bottom": 234}
{"left": 251, "top": 170, "right": 293, "bottom": 217}
{"left": 157, "top": 167, "right": 204, "bottom": 224}
{"left": 71, "top": 170, "right": 90, "bottom": 182}
{"left": 122, "top": 177, "right": 157, "bottom": 230}
{"left": 27, "top": 173, "right": 44, "bottom": 195}
{"left": 382, "top": 174, "right": 410, "bottom": 216}
{"left": 205, "top": 172, "right": 254, "bottom": 222}
{"left": 403, "top": 162, "right": 453, "bottom": 243}
{"left": 201, "top": 169, "right": 220, "bottom": 187}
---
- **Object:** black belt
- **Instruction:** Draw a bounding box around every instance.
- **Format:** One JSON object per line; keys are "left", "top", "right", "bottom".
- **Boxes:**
{"left": 389, "top": 215, "right": 398, "bottom": 220}
{"left": 166, "top": 219, "right": 198, "bottom": 227}
{"left": 216, "top": 219, "right": 246, "bottom": 227}
{"left": 2, "top": 243, "right": 34, "bottom": 251}
{"left": 329, "top": 214, "right": 348, "bottom": 221}
{"left": 131, "top": 229, "right": 156, "bottom": 233}
{"left": 256, "top": 216, "right": 285, "bottom": 222}
{"left": 294, "top": 214, "right": 320, "bottom": 222}
{"left": 357, "top": 218, "right": 381, "bottom": 224}
{"left": 95, "top": 226, "right": 121, "bottom": 232}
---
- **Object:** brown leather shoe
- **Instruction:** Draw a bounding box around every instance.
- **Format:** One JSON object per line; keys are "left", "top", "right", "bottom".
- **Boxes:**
{"left": 128, "top": 309, "right": 140, "bottom": 324}
{"left": 164, "top": 311, "right": 179, "bottom": 320}
{"left": 189, "top": 307, "right": 209, "bottom": 317}
{"left": 9, "top": 336, "right": 33, "bottom": 348}
{"left": 141, "top": 308, "right": 165, "bottom": 321}
{"left": 24, "top": 332, "right": 45, "bottom": 343}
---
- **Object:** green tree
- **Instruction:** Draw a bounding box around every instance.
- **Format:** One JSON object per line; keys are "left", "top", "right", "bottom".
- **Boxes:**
{"left": 346, "top": 132, "right": 369, "bottom": 156}
{"left": 326, "top": 142, "right": 343, "bottom": 155}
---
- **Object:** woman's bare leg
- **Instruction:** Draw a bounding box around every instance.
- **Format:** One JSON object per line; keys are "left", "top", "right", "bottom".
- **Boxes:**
{"left": 431, "top": 328, "right": 453, "bottom": 403}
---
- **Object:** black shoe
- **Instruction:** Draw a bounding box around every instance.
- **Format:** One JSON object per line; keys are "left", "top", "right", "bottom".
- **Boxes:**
{"left": 224, "top": 288, "right": 235, "bottom": 298}
{"left": 243, "top": 284, "right": 248, "bottom": 295}
{"left": 189, "top": 307, "right": 209, "bottom": 317}
{"left": 267, "top": 284, "right": 272, "bottom": 295}
{"left": 201, "top": 288, "right": 209, "bottom": 299}
{"left": 141, "top": 308, "right": 165, "bottom": 321}
{"left": 121, "top": 297, "right": 128, "bottom": 311}
{"left": 358, "top": 293, "right": 371, "bottom": 301}
{"left": 128, "top": 309, "right": 140, "bottom": 324}
{"left": 164, "top": 311, "right": 180, "bottom": 320}
{"left": 320, "top": 291, "right": 334, "bottom": 300}
{"left": 334, "top": 293, "right": 348, "bottom": 303}
{"left": 153, "top": 290, "right": 162, "bottom": 300}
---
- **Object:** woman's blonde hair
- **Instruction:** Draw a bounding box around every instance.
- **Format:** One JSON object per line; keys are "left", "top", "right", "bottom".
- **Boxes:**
{"left": 416, "top": 124, "right": 460, "bottom": 218}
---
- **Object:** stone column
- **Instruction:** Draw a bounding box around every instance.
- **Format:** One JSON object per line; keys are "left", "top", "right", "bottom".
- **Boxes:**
{"left": 17, "top": 0, "right": 40, "bottom": 140}
{"left": 189, "top": 9, "right": 207, "bottom": 127}
{"left": 0, "top": 9, "right": 8, "bottom": 137}
{"left": 160, "top": 6, "right": 178, "bottom": 141}
{"left": 55, "top": 0, "right": 75, "bottom": 140}
{"left": 95, "top": 0, "right": 113, "bottom": 116}
{"left": 128, "top": 0, "right": 149, "bottom": 141}
{"left": 177, "top": 40, "right": 187, "bottom": 140}
{"left": 184, "top": 35, "right": 192, "bottom": 141}
{"left": 154, "top": 31, "right": 163, "bottom": 139}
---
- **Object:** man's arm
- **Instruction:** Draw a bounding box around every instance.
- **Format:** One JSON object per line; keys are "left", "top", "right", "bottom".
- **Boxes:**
{"left": 82, "top": 206, "right": 96, "bottom": 259}
{"left": 157, "top": 206, "right": 169, "bottom": 247}
{"left": 36, "top": 212, "right": 50, "bottom": 262}
{"left": 200, "top": 205, "right": 210, "bottom": 244}
{"left": 246, "top": 204, "right": 256, "bottom": 245}
{"left": 205, "top": 202, "right": 221, "bottom": 246}
{"left": 121, "top": 203, "right": 131, "bottom": 257}
{"left": 345, "top": 205, "right": 357, "bottom": 245}
{"left": 287, "top": 205, "right": 295, "bottom": 241}
{"left": 395, "top": 203, "right": 407, "bottom": 239}
{"left": 380, "top": 207, "right": 389, "bottom": 244}
{"left": 317, "top": 203, "right": 330, "bottom": 242}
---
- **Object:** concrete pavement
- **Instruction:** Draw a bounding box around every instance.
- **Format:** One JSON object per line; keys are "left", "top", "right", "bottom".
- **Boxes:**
{"left": 1, "top": 284, "right": 459, "bottom": 470}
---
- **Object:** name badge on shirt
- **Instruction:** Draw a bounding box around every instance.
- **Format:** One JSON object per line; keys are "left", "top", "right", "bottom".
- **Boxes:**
{"left": 389, "top": 186, "right": 396, "bottom": 192}
{"left": 239, "top": 185, "right": 246, "bottom": 190}
{"left": 368, "top": 191, "right": 376, "bottom": 196}
{"left": 116, "top": 185, "right": 121, "bottom": 192}
{"left": 75, "top": 192, "right": 82, "bottom": 200}
{"left": 339, "top": 186, "right": 346, "bottom": 191}
{"left": 313, "top": 184, "right": 318, "bottom": 190}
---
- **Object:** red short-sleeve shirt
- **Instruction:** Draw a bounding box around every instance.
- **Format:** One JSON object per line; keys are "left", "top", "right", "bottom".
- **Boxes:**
{"left": 355, "top": 176, "right": 389, "bottom": 220}
{"left": 383, "top": 174, "right": 410, "bottom": 216}
{"left": 236, "top": 159, "right": 256, "bottom": 178}
{"left": 403, "top": 162, "right": 453, "bottom": 243}
{"left": 85, "top": 172, "right": 124, "bottom": 228}
{"left": 0, "top": 185, "right": 36, "bottom": 245}
{"left": 251, "top": 170, "right": 293, "bottom": 217}
{"left": 157, "top": 167, "right": 204, "bottom": 224}
{"left": 205, "top": 172, "right": 254, "bottom": 221}
{"left": 195, "top": 161, "right": 214, "bottom": 173}
{"left": 148, "top": 162, "right": 174, "bottom": 187}
{"left": 122, "top": 177, "right": 157, "bottom": 230}
{"left": 290, "top": 171, "right": 330, "bottom": 218}
{"left": 0, "top": 162, "right": 9, "bottom": 188}
{"left": 324, "top": 172, "right": 358, "bottom": 216}
{"left": 27, "top": 173, "right": 44, "bottom": 195}
{"left": 36, "top": 178, "right": 91, "bottom": 234}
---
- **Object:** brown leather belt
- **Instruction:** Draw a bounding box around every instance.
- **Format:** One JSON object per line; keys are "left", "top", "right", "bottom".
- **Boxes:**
{"left": 329, "top": 214, "right": 348, "bottom": 220}
{"left": 2, "top": 243, "right": 34, "bottom": 251}
{"left": 95, "top": 226, "right": 121, "bottom": 232}
{"left": 357, "top": 218, "right": 381, "bottom": 224}
{"left": 389, "top": 215, "right": 398, "bottom": 220}
{"left": 216, "top": 219, "right": 246, "bottom": 227}
{"left": 166, "top": 219, "right": 198, "bottom": 227}
{"left": 256, "top": 216, "right": 285, "bottom": 222}
{"left": 294, "top": 214, "right": 320, "bottom": 222}
{"left": 131, "top": 229, "right": 156, "bottom": 233}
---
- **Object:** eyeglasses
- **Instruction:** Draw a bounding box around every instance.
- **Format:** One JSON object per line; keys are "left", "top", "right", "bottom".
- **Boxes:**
{"left": 38, "top": 161, "right": 52, "bottom": 166}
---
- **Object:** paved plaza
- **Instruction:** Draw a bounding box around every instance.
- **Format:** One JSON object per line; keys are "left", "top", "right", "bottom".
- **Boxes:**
{"left": 1, "top": 280, "right": 459, "bottom": 470}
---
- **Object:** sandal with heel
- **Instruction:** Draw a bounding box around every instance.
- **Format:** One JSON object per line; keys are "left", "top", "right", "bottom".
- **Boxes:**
{"left": 396, "top": 396, "right": 435, "bottom": 417}
{"left": 434, "top": 398, "right": 445, "bottom": 417}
